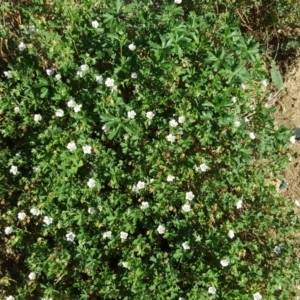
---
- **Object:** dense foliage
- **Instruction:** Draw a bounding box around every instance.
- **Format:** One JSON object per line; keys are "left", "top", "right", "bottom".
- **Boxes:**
{"left": 1, "top": 0, "right": 299, "bottom": 299}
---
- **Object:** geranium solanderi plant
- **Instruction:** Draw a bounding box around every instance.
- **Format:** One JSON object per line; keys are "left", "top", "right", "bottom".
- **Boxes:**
{"left": 0, "top": 0, "right": 299, "bottom": 299}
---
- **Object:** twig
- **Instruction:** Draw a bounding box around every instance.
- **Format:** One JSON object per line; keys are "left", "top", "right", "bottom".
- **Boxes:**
{"left": 55, "top": 274, "right": 66, "bottom": 285}
{"left": 236, "top": 9, "right": 253, "bottom": 32}
{"left": 273, "top": 39, "right": 280, "bottom": 62}
{"left": 268, "top": 88, "right": 284, "bottom": 106}
{"left": 215, "top": 1, "right": 219, "bottom": 15}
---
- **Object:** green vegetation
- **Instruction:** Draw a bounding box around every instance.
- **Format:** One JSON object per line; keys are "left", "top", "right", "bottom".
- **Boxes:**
{"left": 1, "top": 0, "right": 300, "bottom": 299}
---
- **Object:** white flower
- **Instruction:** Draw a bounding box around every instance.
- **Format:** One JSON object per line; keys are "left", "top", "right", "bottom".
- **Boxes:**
{"left": 67, "top": 142, "right": 77, "bottom": 151}
{"left": 105, "top": 77, "right": 115, "bottom": 87}
{"left": 262, "top": 79, "right": 268, "bottom": 88}
{"left": 208, "top": 287, "right": 216, "bottom": 295}
{"left": 43, "top": 216, "right": 53, "bottom": 225}
{"left": 46, "top": 67, "right": 55, "bottom": 76}
{"left": 28, "top": 272, "right": 36, "bottom": 280}
{"left": 77, "top": 70, "right": 83, "bottom": 77}
{"left": 103, "top": 231, "right": 112, "bottom": 239}
{"left": 178, "top": 298, "right": 185, "bottom": 300}
{"left": 166, "top": 134, "right": 176, "bottom": 143}
{"left": 123, "top": 134, "right": 128, "bottom": 141}
{"left": 127, "top": 110, "right": 136, "bottom": 119}
{"left": 199, "top": 163, "right": 208, "bottom": 172}
{"left": 34, "top": 114, "right": 42, "bottom": 122}
{"left": 295, "top": 200, "right": 300, "bottom": 207}
{"left": 23, "top": 25, "right": 36, "bottom": 34}
{"left": 33, "top": 166, "right": 41, "bottom": 173}
{"left": 274, "top": 246, "right": 281, "bottom": 255}
{"left": 253, "top": 292, "right": 262, "bottom": 300}
{"left": 74, "top": 103, "right": 82, "bottom": 113}
{"left": 129, "top": 186, "right": 137, "bottom": 195}
{"left": 92, "top": 20, "right": 99, "bottom": 28}
{"left": 83, "top": 145, "right": 92, "bottom": 154}
{"left": 120, "top": 231, "right": 128, "bottom": 240}
{"left": 167, "top": 175, "right": 175, "bottom": 182}
{"left": 30, "top": 208, "right": 41, "bottom": 216}
{"left": 10, "top": 165, "right": 18, "bottom": 175}
{"left": 14, "top": 106, "right": 20, "bottom": 113}
{"left": 55, "top": 73, "right": 61, "bottom": 80}
{"left": 249, "top": 132, "right": 256, "bottom": 140}
{"left": 157, "top": 225, "right": 165, "bottom": 234}
{"left": 178, "top": 116, "right": 185, "bottom": 124}
{"left": 236, "top": 199, "right": 243, "bottom": 209}
{"left": 228, "top": 230, "right": 235, "bottom": 239}
{"left": 131, "top": 72, "right": 138, "bottom": 79}
{"left": 290, "top": 136, "right": 296, "bottom": 144}
{"left": 232, "top": 96, "right": 237, "bottom": 103}
{"left": 136, "top": 181, "right": 145, "bottom": 190}
{"left": 128, "top": 43, "right": 136, "bottom": 51}
{"left": 122, "top": 262, "right": 129, "bottom": 268}
{"left": 87, "top": 178, "right": 96, "bottom": 188}
{"left": 55, "top": 109, "right": 64, "bottom": 117}
{"left": 150, "top": 178, "right": 155, "bottom": 183}
{"left": 146, "top": 111, "right": 155, "bottom": 119}
{"left": 88, "top": 207, "right": 95, "bottom": 214}
{"left": 6, "top": 296, "right": 15, "bottom": 300}
{"left": 182, "top": 204, "right": 191, "bottom": 212}
{"left": 18, "top": 212, "right": 26, "bottom": 221}
{"left": 182, "top": 241, "right": 190, "bottom": 250}
{"left": 4, "top": 71, "right": 13, "bottom": 78}
{"left": 186, "top": 191, "right": 195, "bottom": 201}
{"left": 111, "top": 85, "right": 118, "bottom": 92}
{"left": 241, "top": 83, "right": 247, "bottom": 90}
{"left": 140, "top": 201, "right": 149, "bottom": 210}
{"left": 102, "top": 124, "right": 108, "bottom": 133}
{"left": 5, "top": 227, "right": 13, "bottom": 235}
{"left": 220, "top": 258, "right": 230, "bottom": 267}
{"left": 80, "top": 64, "right": 89, "bottom": 72}
{"left": 66, "top": 232, "right": 75, "bottom": 242}
{"left": 234, "top": 120, "right": 241, "bottom": 127}
{"left": 169, "top": 119, "right": 178, "bottom": 127}
{"left": 67, "top": 99, "right": 76, "bottom": 108}
{"left": 18, "top": 42, "right": 26, "bottom": 51}
{"left": 96, "top": 75, "right": 103, "bottom": 84}
{"left": 174, "top": 0, "right": 182, "bottom": 3}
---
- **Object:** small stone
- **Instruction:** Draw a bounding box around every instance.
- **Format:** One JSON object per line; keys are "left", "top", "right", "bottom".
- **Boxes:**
{"left": 294, "top": 128, "right": 300, "bottom": 140}
{"left": 279, "top": 179, "right": 289, "bottom": 190}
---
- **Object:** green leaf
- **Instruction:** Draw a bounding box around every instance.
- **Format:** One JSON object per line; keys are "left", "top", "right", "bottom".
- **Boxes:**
{"left": 173, "top": 250, "right": 183, "bottom": 261}
{"left": 33, "top": 79, "right": 49, "bottom": 89}
{"left": 270, "top": 59, "right": 284, "bottom": 90}
{"left": 40, "top": 87, "right": 49, "bottom": 98}
{"left": 108, "top": 123, "right": 122, "bottom": 140}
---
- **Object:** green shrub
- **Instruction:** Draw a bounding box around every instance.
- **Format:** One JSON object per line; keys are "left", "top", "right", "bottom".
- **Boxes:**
{"left": 1, "top": 0, "right": 299, "bottom": 299}
{"left": 201, "top": 0, "right": 300, "bottom": 31}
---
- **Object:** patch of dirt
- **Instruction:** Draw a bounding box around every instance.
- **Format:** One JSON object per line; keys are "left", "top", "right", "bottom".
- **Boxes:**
{"left": 272, "top": 50, "right": 300, "bottom": 201}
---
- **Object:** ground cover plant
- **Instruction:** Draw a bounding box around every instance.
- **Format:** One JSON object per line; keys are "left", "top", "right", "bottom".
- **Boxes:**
{"left": 1, "top": 0, "right": 300, "bottom": 299}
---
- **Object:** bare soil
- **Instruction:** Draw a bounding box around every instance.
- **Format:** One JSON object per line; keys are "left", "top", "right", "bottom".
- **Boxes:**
{"left": 272, "top": 51, "right": 300, "bottom": 201}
